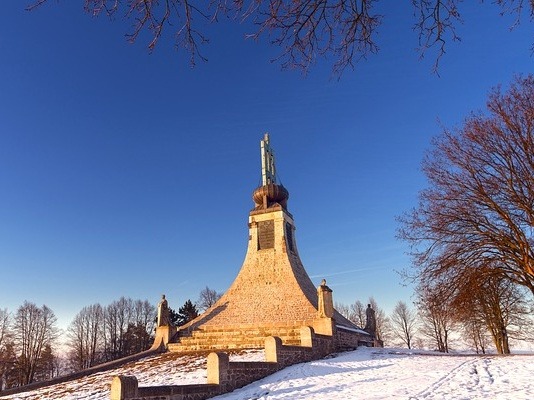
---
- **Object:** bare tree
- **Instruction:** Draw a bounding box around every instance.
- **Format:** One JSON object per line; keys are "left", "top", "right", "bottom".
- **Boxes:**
{"left": 451, "top": 267, "right": 531, "bottom": 354}
{"left": 334, "top": 302, "right": 350, "bottom": 320}
{"left": 196, "top": 286, "right": 222, "bottom": 312}
{"left": 0, "top": 309, "right": 9, "bottom": 354}
{"left": 337, "top": 299, "right": 385, "bottom": 334}
{"left": 416, "top": 286, "right": 455, "bottom": 352}
{"left": 13, "top": 302, "right": 59, "bottom": 385}
{"left": 67, "top": 298, "right": 155, "bottom": 368}
{"left": 0, "top": 308, "right": 15, "bottom": 391}
{"left": 102, "top": 297, "right": 134, "bottom": 361}
{"left": 368, "top": 297, "right": 391, "bottom": 344}
{"left": 461, "top": 314, "right": 491, "bottom": 354}
{"left": 132, "top": 299, "right": 156, "bottom": 331}
{"left": 349, "top": 300, "right": 366, "bottom": 328}
{"left": 399, "top": 75, "right": 534, "bottom": 296}
{"left": 27, "top": 1, "right": 534, "bottom": 75}
{"left": 126, "top": 299, "right": 156, "bottom": 354}
{"left": 390, "top": 301, "right": 418, "bottom": 349}
{"left": 67, "top": 304, "right": 104, "bottom": 371}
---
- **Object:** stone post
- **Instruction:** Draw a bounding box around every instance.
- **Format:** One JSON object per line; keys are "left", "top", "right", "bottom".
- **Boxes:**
{"left": 265, "top": 336, "right": 283, "bottom": 363}
{"left": 207, "top": 352, "right": 229, "bottom": 385}
{"left": 110, "top": 376, "right": 138, "bottom": 400}
{"left": 300, "top": 326, "right": 314, "bottom": 348}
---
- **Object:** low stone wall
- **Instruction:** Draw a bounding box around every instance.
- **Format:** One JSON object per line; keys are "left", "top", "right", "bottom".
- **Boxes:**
{"left": 2, "top": 323, "right": 373, "bottom": 400}
{"left": 110, "top": 375, "right": 221, "bottom": 400}
{"left": 0, "top": 348, "right": 161, "bottom": 398}
{"left": 207, "top": 352, "right": 278, "bottom": 393}
{"left": 138, "top": 383, "right": 220, "bottom": 400}
{"left": 336, "top": 326, "right": 372, "bottom": 350}
{"left": 111, "top": 326, "right": 338, "bottom": 400}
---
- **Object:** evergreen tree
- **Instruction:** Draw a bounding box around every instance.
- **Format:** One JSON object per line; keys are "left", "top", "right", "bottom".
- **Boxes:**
{"left": 122, "top": 323, "right": 153, "bottom": 355}
{"left": 175, "top": 300, "right": 199, "bottom": 327}
{"left": 0, "top": 341, "right": 17, "bottom": 390}
{"left": 34, "top": 344, "right": 59, "bottom": 381}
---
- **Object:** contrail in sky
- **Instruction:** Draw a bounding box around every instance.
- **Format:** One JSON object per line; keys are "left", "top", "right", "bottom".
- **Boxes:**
{"left": 310, "top": 266, "right": 387, "bottom": 279}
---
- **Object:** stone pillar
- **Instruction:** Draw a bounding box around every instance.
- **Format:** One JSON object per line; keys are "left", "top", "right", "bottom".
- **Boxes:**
{"left": 151, "top": 325, "right": 176, "bottom": 351}
{"left": 110, "top": 376, "right": 138, "bottom": 400}
{"left": 300, "top": 326, "right": 314, "bottom": 348}
{"left": 317, "top": 279, "right": 334, "bottom": 318}
{"left": 312, "top": 317, "right": 335, "bottom": 336}
{"left": 265, "top": 336, "right": 283, "bottom": 363}
{"left": 207, "top": 352, "right": 229, "bottom": 385}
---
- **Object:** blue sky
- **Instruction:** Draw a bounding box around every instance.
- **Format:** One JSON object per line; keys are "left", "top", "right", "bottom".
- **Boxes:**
{"left": 0, "top": 1, "right": 532, "bottom": 330}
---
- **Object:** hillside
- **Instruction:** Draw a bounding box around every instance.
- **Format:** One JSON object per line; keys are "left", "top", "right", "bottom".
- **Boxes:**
{"left": 2, "top": 348, "right": 533, "bottom": 399}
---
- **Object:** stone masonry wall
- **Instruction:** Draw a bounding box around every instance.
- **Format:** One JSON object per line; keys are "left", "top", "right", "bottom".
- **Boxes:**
{"left": 176, "top": 208, "right": 358, "bottom": 335}
{"left": 110, "top": 326, "right": 349, "bottom": 400}
{"left": 195, "top": 210, "right": 319, "bottom": 327}
{"left": 336, "top": 327, "right": 372, "bottom": 350}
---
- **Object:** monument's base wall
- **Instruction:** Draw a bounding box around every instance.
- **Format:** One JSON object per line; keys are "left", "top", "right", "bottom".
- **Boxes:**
{"left": 111, "top": 325, "right": 375, "bottom": 400}
{"left": 168, "top": 317, "right": 372, "bottom": 352}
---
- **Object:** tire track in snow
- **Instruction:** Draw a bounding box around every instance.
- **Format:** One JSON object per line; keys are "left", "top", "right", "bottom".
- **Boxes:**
{"left": 410, "top": 357, "right": 505, "bottom": 400}
{"left": 472, "top": 357, "right": 494, "bottom": 388}
{"left": 408, "top": 358, "right": 478, "bottom": 399}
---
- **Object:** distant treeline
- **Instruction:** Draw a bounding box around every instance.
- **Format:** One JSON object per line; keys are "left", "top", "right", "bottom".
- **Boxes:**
{"left": 0, "top": 286, "right": 222, "bottom": 391}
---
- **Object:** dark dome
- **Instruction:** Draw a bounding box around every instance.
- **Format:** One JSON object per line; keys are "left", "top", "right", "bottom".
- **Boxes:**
{"left": 252, "top": 183, "right": 289, "bottom": 210}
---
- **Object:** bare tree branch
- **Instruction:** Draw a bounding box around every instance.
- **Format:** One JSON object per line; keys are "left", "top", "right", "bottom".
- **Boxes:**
{"left": 398, "top": 75, "right": 534, "bottom": 296}
{"left": 23, "top": 2, "right": 534, "bottom": 78}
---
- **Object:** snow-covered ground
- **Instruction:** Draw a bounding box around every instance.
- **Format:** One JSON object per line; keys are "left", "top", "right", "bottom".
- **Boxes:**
{"left": 214, "top": 348, "right": 534, "bottom": 400}
{"left": 2, "top": 348, "right": 533, "bottom": 400}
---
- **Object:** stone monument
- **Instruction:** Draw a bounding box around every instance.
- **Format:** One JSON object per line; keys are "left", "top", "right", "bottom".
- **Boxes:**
{"left": 163, "top": 133, "right": 370, "bottom": 351}
{"left": 157, "top": 294, "right": 170, "bottom": 327}
{"left": 150, "top": 294, "right": 176, "bottom": 350}
{"left": 364, "top": 304, "right": 377, "bottom": 338}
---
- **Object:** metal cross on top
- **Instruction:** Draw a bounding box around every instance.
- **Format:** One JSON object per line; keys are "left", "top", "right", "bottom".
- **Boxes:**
{"left": 261, "top": 133, "right": 276, "bottom": 185}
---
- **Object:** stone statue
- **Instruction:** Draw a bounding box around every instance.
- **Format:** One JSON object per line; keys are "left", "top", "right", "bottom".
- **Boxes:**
{"left": 157, "top": 294, "right": 170, "bottom": 327}
{"left": 364, "top": 303, "right": 376, "bottom": 337}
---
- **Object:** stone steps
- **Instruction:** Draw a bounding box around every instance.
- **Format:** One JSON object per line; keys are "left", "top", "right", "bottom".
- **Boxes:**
{"left": 189, "top": 329, "right": 301, "bottom": 338}
{"left": 167, "top": 325, "right": 304, "bottom": 352}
